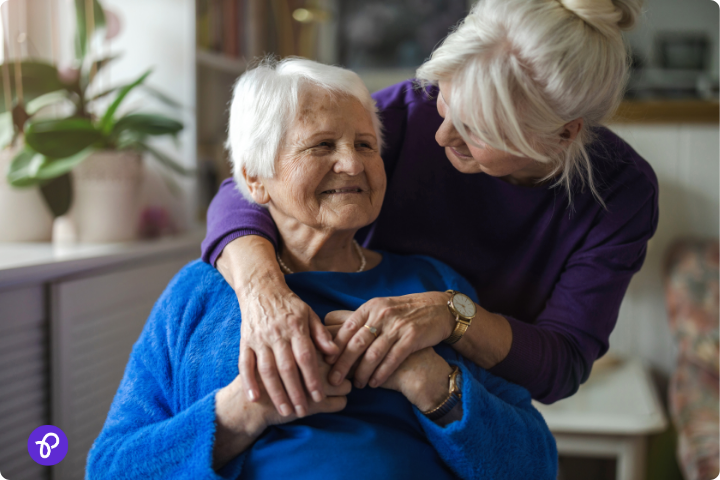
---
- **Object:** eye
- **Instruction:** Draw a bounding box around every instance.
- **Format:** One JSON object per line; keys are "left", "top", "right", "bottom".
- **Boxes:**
{"left": 317, "top": 141, "right": 332, "bottom": 148}
{"left": 357, "top": 142, "right": 372, "bottom": 149}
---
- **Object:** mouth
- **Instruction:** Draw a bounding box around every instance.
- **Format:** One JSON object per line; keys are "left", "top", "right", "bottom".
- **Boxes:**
{"left": 450, "top": 147, "right": 472, "bottom": 159}
{"left": 320, "top": 186, "right": 364, "bottom": 195}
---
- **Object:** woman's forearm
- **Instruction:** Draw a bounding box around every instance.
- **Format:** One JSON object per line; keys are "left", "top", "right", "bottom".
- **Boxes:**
{"left": 216, "top": 234, "right": 337, "bottom": 416}
{"left": 216, "top": 235, "right": 285, "bottom": 297}
{"left": 213, "top": 384, "right": 266, "bottom": 470}
{"left": 403, "top": 360, "right": 453, "bottom": 412}
{"left": 452, "top": 306, "right": 513, "bottom": 370}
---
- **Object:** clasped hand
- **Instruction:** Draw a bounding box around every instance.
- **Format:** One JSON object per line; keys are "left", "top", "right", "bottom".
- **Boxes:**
{"left": 238, "top": 286, "right": 454, "bottom": 416}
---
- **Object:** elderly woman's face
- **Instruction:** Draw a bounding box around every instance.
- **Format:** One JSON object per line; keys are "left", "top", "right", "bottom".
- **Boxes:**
{"left": 259, "top": 86, "right": 385, "bottom": 232}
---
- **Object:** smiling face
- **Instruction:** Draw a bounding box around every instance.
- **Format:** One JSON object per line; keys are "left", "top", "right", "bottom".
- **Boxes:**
{"left": 435, "top": 81, "right": 553, "bottom": 185}
{"left": 248, "top": 85, "right": 386, "bottom": 235}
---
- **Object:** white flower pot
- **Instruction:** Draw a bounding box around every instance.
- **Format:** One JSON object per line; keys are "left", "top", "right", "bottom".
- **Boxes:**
{"left": 71, "top": 150, "right": 143, "bottom": 243}
{"left": 0, "top": 147, "right": 54, "bottom": 242}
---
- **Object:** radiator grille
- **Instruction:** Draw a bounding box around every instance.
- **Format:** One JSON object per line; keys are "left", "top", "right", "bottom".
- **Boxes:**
{"left": 51, "top": 257, "right": 194, "bottom": 480}
{"left": 0, "top": 285, "right": 50, "bottom": 480}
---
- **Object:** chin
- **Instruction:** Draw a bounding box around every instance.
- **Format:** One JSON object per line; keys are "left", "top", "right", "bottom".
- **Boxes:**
{"left": 340, "top": 210, "right": 380, "bottom": 232}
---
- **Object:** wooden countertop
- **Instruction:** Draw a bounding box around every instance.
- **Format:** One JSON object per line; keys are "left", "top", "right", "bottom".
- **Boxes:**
{"left": 613, "top": 99, "right": 719, "bottom": 123}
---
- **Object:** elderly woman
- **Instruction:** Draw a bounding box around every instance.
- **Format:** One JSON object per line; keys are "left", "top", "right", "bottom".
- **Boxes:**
{"left": 201, "top": 0, "right": 658, "bottom": 416}
{"left": 86, "top": 59, "right": 557, "bottom": 479}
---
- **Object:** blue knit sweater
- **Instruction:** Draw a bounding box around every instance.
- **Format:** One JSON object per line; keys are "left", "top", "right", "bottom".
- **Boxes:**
{"left": 86, "top": 253, "right": 557, "bottom": 479}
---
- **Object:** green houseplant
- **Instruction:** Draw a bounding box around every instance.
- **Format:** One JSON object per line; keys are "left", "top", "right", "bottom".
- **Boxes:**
{"left": 1, "top": 0, "right": 190, "bottom": 241}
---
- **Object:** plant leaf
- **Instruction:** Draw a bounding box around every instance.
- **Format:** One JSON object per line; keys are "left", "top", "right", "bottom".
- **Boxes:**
{"left": 0, "top": 61, "right": 66, "bottom": 112}
{"left": 140, "top": 84, "right": 184, "bottom": 110}
{"left": 25, "top": 118, "right": 103, "bottom": 158}
{"left": 74, "top": 0, "right": 107, "bottom": 60}
{"left": 99, "top": 70, "right": 152, "bottom": 135}
{"left": 81, "top": 55, "right": 120, "bottom": 92}
{"left": 26, "top": 90, "right": 71, "bottom": 115}
{"left": 39, "top": 173, "right": 73, "bottom": 217}
{"left": 138, "top": 141, "right": 194, "bottom": 176}
{"left": 7, "top": 147, "right": 45, "bottom": 187}
{"left": 89, "top": 85, "right": 120, "bottom": 103}
{"left": 113, "top": 113, "right": 183, "bottom": 137}
{"left": 36, "top": 147, "right": 94, "bottom": 180}
{"left": 0, "top": 112, "right": 13, "bottom": 150}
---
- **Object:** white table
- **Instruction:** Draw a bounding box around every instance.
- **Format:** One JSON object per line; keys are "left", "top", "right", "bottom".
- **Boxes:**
{"left": 533, "top": 359, "right": 668, "bottom": 480}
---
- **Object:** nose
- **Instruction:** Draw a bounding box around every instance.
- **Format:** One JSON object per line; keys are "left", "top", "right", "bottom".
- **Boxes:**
{"left": 332, "top": 150, "right": 364, "bottom": 176}
{"left": 435, "top": 111, "right": 464, "bottom": 148}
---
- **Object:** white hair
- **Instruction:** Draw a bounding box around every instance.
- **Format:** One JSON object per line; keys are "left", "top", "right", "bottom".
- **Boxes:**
{"left": 416, "top": 0, "right": 642, "bottom": 206}
{"left": 226, "top": 57, "right": 384, "bottom": 202}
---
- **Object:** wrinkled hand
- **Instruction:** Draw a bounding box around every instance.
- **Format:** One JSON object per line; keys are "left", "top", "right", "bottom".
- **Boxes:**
{"left": 215, "top": 352, "right": 351, "bottom": 469}
{"left": 325, "top": 292, "right": 454, "bottom": 389}
{"left": 238, "top": 283, "right": 339, "bottom": 418}
{"left": 249, "top": 352, "right": 351, "bottom": 429}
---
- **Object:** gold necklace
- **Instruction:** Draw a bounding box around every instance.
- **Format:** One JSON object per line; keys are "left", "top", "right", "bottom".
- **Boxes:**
{"left": 276, "top": 239, "right": 367, "bottom": 274}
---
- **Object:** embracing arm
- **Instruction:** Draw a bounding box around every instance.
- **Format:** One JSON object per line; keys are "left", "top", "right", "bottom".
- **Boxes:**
{"left": 488, "top": 169, "right": 659, "bottom": 402}
{"left": 201, "top": 178, "right": 279, "bottom": 266}
{"left": 330, "top": 155, "right": 659, "bottom": 403}
{"left": 201, "top": 182, "right": 337, "bottom": 416}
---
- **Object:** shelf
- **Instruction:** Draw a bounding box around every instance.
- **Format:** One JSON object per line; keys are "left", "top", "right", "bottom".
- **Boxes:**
{"left": 612, "top": 99, "right": 719, "bottom": 123}
{"left": 196, "top": 49, "right": 247, "bottom": 75}
{"left": 0, "top": 230, "right": 204, "bottom": 289}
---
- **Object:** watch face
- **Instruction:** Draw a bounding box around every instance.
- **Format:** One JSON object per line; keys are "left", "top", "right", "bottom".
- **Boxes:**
{"left": 453, "top": 293, "right": 476, "bottom": 318}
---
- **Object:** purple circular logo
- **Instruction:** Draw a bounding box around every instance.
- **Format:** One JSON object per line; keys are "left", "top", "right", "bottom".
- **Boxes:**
{"left": 27, "top": 425, "right": 68, "bottom": 466}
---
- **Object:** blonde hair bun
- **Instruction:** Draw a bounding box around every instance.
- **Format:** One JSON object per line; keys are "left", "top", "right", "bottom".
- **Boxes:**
{"left": 417, "top": 0, "right": 644, "bottom": 205}
{"left": 560, "top": 0, "right": 641, "bottom": 35}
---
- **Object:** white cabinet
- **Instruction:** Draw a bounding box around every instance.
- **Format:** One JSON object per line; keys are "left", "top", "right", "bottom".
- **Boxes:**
{"left": 0, "top": 234, "right": 201, "bottom": 480}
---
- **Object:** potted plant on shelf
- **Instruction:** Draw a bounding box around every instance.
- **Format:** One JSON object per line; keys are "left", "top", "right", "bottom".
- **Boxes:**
{"left": 0, "top": 61, "right": 70, "bottom": 241}
{"left": 1, "top": 0, "right": 191, "bottom": 242}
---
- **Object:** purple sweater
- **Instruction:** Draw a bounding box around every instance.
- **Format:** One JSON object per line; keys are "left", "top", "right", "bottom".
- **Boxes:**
{"left": 201, "top": 80, "right": 659, "bottom": 404}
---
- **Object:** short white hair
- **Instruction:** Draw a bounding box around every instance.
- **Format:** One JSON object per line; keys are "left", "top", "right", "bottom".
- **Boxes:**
{"left": 226, "top": 57, "right": 383, "bottom": 202}
{"left": 416, "top": 0, "right": 642, "bottom": 205}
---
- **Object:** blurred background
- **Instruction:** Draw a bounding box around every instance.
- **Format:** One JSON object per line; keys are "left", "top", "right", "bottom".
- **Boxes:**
{"left": 0, "top": 1, "right": 717, "bottom": 479}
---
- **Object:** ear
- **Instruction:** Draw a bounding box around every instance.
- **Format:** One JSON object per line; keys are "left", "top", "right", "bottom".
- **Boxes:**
{"left": 560, "top": 118, "right": 584, "bottom": 144}
{"left": 241, "top": 167, "right": 271, "bottom": 205}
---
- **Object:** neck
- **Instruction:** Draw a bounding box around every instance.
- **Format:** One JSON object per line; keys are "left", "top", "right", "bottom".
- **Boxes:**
{"left": 272, "top": 212, "right": 362, "bottom": 274}
{"left": 503, "top": 161, "right": 556, "bottom": 187}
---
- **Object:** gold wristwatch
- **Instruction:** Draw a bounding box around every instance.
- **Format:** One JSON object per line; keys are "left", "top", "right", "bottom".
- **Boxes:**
{"left": 422, "top": 365, "right": 462, "bottom": 420}
{"left": 444, "top": 290, "right": 477, "bottom": 344}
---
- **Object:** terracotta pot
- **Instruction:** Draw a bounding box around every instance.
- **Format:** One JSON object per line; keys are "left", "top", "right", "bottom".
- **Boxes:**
{"left": 71, "top": 150, "right": 143, "bottom": 243}
{"left": 0, "top": 147, "right": 54, "bottom": 242}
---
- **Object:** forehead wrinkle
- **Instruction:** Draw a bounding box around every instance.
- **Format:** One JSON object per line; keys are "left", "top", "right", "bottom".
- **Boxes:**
{"left": 296, "top": 85, "right": 341, "bottom": 125}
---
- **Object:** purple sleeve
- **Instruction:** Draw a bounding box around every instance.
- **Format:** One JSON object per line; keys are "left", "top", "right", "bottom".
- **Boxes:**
{"left": 201, "top": 179, "right": 279, "bottom": 266}
{"left": 491, "top": 164, "right": 660, "bottom": 403}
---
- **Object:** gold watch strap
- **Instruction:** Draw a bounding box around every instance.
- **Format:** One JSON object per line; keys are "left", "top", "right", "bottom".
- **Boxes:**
{"left": 445, "top": 319, "right": 469, "bottom": 345}
{"left": 423, "top": 366, "right": 462, "bottom": 420}
{"left": 444, "top": 290, "right": 471, "bottom": 344}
